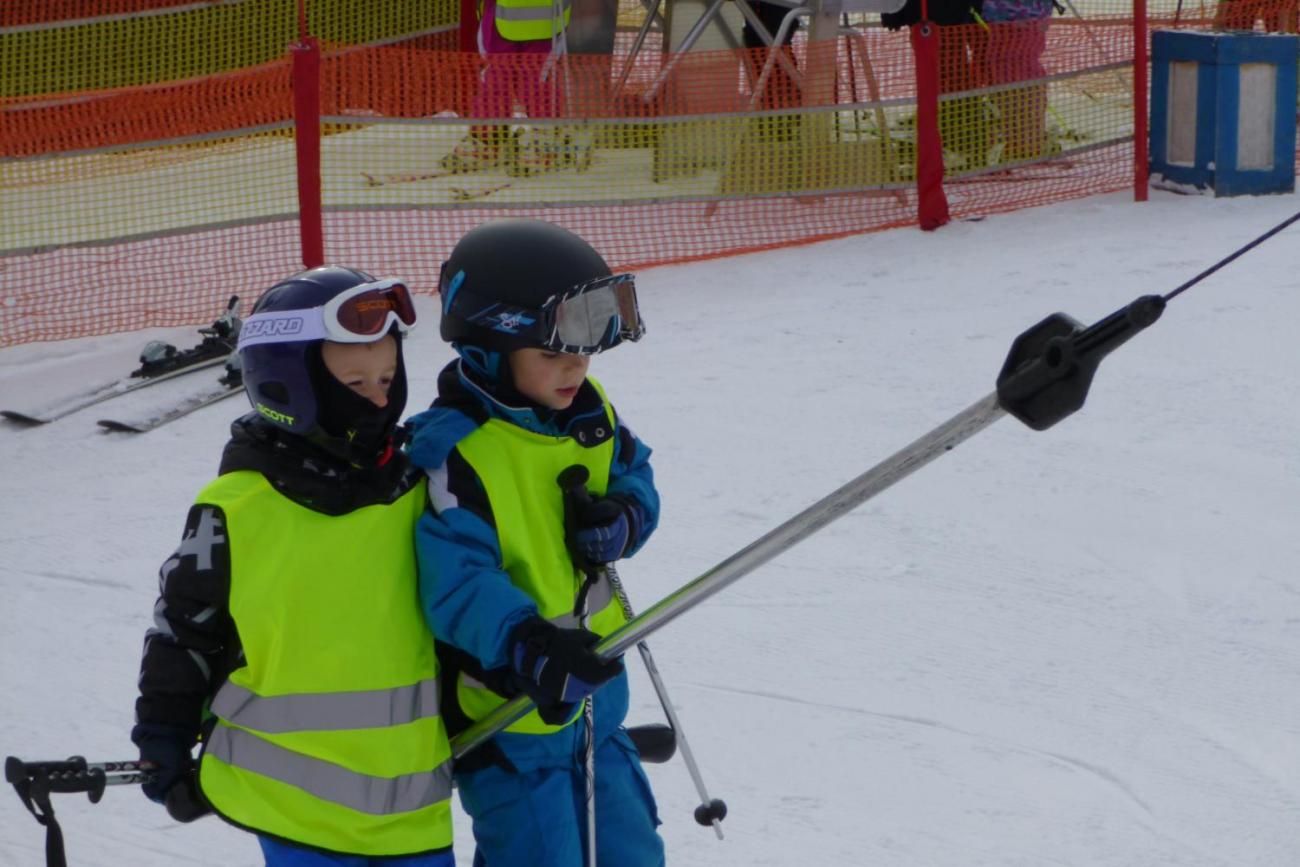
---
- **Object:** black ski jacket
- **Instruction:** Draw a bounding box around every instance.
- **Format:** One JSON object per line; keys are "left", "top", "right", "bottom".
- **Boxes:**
{"left": 133, "top": 414, "right": 422, "bottom": 741}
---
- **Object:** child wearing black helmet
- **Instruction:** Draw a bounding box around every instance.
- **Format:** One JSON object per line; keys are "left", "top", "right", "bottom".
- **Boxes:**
{"left": 130, "top": 266, "right": 456, "bottom": 866}
{"left": 411, "top": 219, "right": 665, "bottom": 867}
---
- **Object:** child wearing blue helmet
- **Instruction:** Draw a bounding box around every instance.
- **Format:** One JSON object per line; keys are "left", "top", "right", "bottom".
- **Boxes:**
{"left": 410, "top": 219, "right": 665, "bottom": 867}
{"left": 131, "top": 266, "right": 457, "bottom": 866}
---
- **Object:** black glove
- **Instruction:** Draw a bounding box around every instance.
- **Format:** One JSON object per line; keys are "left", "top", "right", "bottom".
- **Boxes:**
{"left": 509, "top": 616, "right": 624, "bottom": 724}
{"left": 131, "top": 723, "right": 195, "bottom": 805}
{"left": 567, "top": 495, "right": 642, "bottom": 568}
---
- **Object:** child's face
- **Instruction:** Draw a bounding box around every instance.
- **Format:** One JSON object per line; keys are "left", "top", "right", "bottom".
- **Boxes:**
{"left": 509, "top": 348, "right": 590, "bottom": 410}
{"left": 321, "top": 336, "right": 398, "bottom": 407}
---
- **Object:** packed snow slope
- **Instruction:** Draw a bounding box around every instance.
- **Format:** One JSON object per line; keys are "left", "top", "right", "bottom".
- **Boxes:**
{"left": 2, "top": 189, "right": 1298, "bottom": 867}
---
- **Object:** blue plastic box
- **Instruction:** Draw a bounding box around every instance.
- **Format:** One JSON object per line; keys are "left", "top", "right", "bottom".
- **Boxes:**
{"left": 1149, "top": 29, "right": 1299, "bottom": 196}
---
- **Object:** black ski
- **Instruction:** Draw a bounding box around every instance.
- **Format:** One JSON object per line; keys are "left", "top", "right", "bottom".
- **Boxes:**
{"left": 2, "top": 297, "right": 241, "bottom": 426}
{"left": 98, "top": 359, "right": 244, "bottom": 434}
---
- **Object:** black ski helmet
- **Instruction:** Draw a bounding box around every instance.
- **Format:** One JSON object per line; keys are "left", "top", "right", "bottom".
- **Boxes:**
{"left": 439, "top": 219, "right": 614, "bottom": 355}
{"left": 238, "top": 265, "right": 409, "bottom": 439}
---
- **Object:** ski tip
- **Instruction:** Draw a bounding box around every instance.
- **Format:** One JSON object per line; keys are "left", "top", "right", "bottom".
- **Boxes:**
{"left": 1, "top": 410, "right": 48, "bottom": 426}
{"left": 97, "top": 419, "right": 143, "bottom": 434}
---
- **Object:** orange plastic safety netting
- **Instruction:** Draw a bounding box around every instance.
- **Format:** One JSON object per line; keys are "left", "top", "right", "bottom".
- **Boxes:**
{"left": 4, "top": 0, "right": 1298, "bottom": 346}
{"left": 2, "top": 55, "right": 300, "bottom": 344}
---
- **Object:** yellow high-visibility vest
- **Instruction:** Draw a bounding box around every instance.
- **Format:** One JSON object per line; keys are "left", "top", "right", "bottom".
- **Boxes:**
{"left": 196, "top": 471, "right": 453, "bottom": 858}
{"left": 494, "top": 0, "right": 571, "bottom": 42}
{"left": 453, "top": 379, "right": 627, "bottom": 734}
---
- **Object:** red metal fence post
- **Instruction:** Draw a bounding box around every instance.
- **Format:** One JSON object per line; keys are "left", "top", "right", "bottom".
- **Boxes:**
{"left": 912, "top": 21, "right": 951, "bottom": 230}
{"left": 292, "top": 36, "right": 325, "bottom": 268}
{"left": 1134, "top": 0, "right": 1149, "bottom": 202}
{"left": 460, "top": 0, "right": 478, "bottom": 52}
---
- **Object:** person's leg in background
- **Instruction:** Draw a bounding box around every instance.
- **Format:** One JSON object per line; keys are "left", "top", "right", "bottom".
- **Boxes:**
{"left": 444, "top": 0, "right": 537, "bottom": 173}
{"left": 987, "top": 17, "right": 1049, "bottom": 161}
{"left": 937, "top": 23, "right": 990, "bottom": 167}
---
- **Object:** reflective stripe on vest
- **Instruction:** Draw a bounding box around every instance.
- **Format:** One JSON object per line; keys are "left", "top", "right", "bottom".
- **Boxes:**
{"left": 206, "top": 724, "right": 452, "bottom": 816}
{"left": 452, "top": 378, "right": 627, "bottom": 735}
{"left": 494, "top": 0, "right": 571, "bottom": 41}
{"left": 210, "top": 678, "right": 441, "bottom": 733}
{"left": 195, "top": 471, "right": 453, "bottom": 857}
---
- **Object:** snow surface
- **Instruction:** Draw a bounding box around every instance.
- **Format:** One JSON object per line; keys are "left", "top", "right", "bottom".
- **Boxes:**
{"left": 2, "top": 188, "right": 1298, "bottom": 867}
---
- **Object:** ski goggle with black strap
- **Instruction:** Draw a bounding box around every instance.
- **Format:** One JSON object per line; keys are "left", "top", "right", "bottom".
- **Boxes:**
{"left": 451, "top": 273, "right": 645, "bottom": 355}
{"left": 237, "top": 278, "right": 417, "bottom": 351}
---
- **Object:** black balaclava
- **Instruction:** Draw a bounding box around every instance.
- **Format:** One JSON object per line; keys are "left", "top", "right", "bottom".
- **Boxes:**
{"left": 308, "top": 334, "right": 408, "bottom": 463}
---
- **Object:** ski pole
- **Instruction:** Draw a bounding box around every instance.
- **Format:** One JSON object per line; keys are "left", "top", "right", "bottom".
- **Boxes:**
{"left": 453, "top": 292, "right": 1167, "bottom": 758}
{"left": 7, "top": 752, "right": 213, "bottom": 867}
{"left": 561, "top": 478, "right": 600, "bottom": 867}
{"left": 560, "top": 469, "right": 601, "bottom": 867}
{"left": 6, "top": 756, "right": 151, "bottom": 800}
{"left": 6, "top": 756, "right": 155, "bottom": 867}
{"left": 558, "top": 466, "right": 728, "bottom": 839}
{"left": 576, "top": 576, "right": 598, "bottom": 867}
{"left": 610, "top": 571, "right": 728, "bottom": 835}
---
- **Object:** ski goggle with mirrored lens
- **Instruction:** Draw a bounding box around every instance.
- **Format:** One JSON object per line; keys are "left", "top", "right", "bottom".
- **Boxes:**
{"left": 456, "top": 274, "right": 645, "bottom": 355}
{"left": 237, "top": 279, "right": 417, "bottom": 351}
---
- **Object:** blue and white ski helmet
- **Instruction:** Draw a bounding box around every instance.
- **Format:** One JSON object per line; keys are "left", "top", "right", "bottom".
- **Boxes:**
{"left": 238, "top": 265, "right": 409, "bottom": 436}
{"left": 439, "top": 219, "right": 613, "bottom": 381}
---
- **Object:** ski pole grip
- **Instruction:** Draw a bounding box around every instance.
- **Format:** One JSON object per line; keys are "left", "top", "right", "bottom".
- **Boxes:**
{"left": 557, "top": 465, "right": 597, "bottom": 578}
{"left": 558, "top": 465, "right": 593, "bottom": 509}
{"left": 5, "top": 756, "right": 107, "bottom": 802}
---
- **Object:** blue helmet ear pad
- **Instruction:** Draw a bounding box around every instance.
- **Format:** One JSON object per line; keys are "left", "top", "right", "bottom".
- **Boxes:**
{"left": 453, "top": 342, "right": 508, "bottom": 385}
{"left": 242, "top": 340, "right": 319, "bottom": 435}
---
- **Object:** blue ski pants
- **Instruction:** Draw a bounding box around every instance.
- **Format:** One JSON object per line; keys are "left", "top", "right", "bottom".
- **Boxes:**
{"left": 258, "top": 837, "right": 455, "bottom": 867}
{"left": 457, "top": 730, "right": 665, "bottom": 867}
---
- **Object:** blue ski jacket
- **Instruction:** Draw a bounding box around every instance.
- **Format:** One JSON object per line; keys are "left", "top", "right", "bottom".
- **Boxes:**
{"left": 409, "top": 360, "right": 659, "bottom": 772}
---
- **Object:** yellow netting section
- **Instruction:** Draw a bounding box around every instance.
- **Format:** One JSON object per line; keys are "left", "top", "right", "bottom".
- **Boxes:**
{"left": 0, "top": 0, "right": 458, "bottom": 98}
{"left": 3, "top": 128, "right": 300, "bottom": 254}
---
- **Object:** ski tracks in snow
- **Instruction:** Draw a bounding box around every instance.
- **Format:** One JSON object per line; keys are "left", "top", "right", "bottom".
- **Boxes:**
{"left": 688, "top": 679, "right": 1156, "bottom": 819}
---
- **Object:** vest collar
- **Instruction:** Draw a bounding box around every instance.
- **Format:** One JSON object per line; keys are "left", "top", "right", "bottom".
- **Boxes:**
{"left": 453, "top": 360, "right": 614, "bottom": 447}
{"left": 220, "top": 415, "right": 421, "bottom": 515}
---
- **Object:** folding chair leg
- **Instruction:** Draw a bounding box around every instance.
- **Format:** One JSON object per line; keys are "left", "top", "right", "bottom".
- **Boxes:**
{"left": 615, "top": 0, "right": 664, "bottom": 93}
{"left": 735, "top": 0, "right": 804, "bottom": 86}
{"left": 746, "top": 5, "right": 807, "bottom": 110}
{"left": 643, "top": 0, "right": 729, "bottom": 102}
